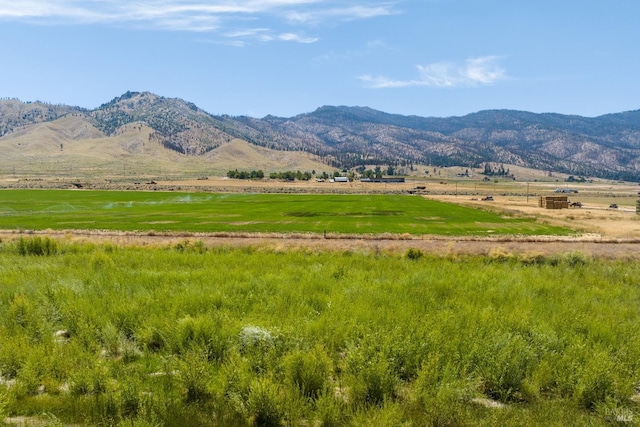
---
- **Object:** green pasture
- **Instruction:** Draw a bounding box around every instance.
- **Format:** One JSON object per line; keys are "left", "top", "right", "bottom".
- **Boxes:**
{"left": 0, "top": 190, "right": 570, "bottom": 236}
{"left": 0, "top": 240, "right": 639, "bottom": 426}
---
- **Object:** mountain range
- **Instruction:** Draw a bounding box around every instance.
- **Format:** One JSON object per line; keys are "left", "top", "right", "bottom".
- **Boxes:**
{"left": 2, "top": 91, "right": 640, "bottom": 181}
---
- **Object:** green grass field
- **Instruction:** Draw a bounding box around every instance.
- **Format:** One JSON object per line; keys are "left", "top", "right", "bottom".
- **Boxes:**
{"left": 0, "top": 190, "right": 570, "bottom": 236}
{"left": 0, "top": 240, "right": 639, "bottom": 426}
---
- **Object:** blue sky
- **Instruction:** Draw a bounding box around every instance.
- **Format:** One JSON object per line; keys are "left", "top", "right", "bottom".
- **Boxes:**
{"left": 0, "top": 0, "right": 638, "bottom": 118}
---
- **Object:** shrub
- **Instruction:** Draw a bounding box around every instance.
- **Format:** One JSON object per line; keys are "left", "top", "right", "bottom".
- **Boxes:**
{"left": 175, "top": 315, "right": 230, "bottom": 362}
{"left": 404, "top": 248, "right": 423, "bottom": 260}
{"left": 90, "top": 252, "right": 115, "bottom": 270}
{"left": 69, "top": 368, "right": 92, "bottom": 396}
{"left": 414, "top": 356, "right": 476, "bottom": 425}
{"left": 239, "top": 326, "right": 279, "bottom": 374}
{"left": 101, "top": 322, "right": 122, "bottom": 358}
{"left": 95, "top": 393, "right": 120, "bottom": 426}
{"left": 487, "top": 247, "right": 514, "bottom": 262}
{"left": 350, "top": 401, "right": 411, "bottom": 427}
{"left": 315, "top": 391, "right": 345, "bottom": 427}
{"left": 0, "top": 338, "right": 26, "bottom": 380}
{"left": 121, "top": 338, "right": 142, "bottom": 363}
{"left": 476, "top": 333, "right": 535, "bottom": 402}
{"left": 180, "top": 350, "right": 212, "bottom": 403}
{"left": 562, "top": 251, "right": 589, "bottom": 267}
{"left": 7, "top": 294, "right": 36, "bottom": 332}
{"left": 518, "top": 251, "right": 547, "bottom": 265}
{"left": 70, "top": 365, "right": 108, "bottom": 396}
{"left": 283, "top": 347, "right": 331, "bottom": 399}
{"left": 120, "top": 379, "right": 141, "bottom": 419}
{"left": 174, "top": 239, "right": 207, "bottom": 254}
{"left": 354, "top": 359, "right": 397, "bottom": 406}
{"left": 239, "top": 326, "right": 274, "bottom": 350}
{"left": 13, "top": 347, "right": 50, "bottom": 398}
{"left": 14, "top": 236, "right": 59, "bottom": 256}
{"left": 574, "top": 354, "right": 619, "bottom": 410}
{"left": 383, "top": 333, "right": 424, "bottom": 381}
{"left": 138, "top": 326, "right": 166, "bottom": 352}
{"left": 247, "top": 378, "right": 284, "bottom": 427}
{"left": 222, "top": 352, "right": 253, "bottom": 421}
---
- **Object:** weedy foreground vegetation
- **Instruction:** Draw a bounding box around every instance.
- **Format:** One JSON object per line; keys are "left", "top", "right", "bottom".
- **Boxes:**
{"left": 1, "top": 237, "right": 639, "bottom": 426}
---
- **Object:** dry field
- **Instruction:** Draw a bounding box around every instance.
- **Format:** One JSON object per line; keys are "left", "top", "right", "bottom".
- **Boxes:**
{"left": 1, "top": 174, "right": 639, "bottom": 259}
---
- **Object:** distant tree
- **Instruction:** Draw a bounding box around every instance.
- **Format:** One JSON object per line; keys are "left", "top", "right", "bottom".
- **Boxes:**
{"left": 227, "top": 169, "right": 265, "bottom": 179}
{"left": 294, "top": 170, "right": 311, "bottom": 180}
{"left": 482, "top": 163, "right": 512, "bottom": 178}
{"left": 267, "top": 170, "right": 312, "bottom": 180}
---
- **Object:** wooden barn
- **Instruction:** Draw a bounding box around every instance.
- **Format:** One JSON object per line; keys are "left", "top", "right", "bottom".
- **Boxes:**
{"left": 539, "top": 195, "right": 569, "bottom": 209}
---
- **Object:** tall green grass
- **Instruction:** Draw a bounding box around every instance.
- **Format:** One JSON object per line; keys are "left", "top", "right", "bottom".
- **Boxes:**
{"left": 0, "top": 238, "right": 638, "bottom": 426}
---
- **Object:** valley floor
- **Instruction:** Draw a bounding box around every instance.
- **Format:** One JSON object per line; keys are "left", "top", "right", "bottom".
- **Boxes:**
{"left": 1, "top": 175, "right": 639, "bottom": 258}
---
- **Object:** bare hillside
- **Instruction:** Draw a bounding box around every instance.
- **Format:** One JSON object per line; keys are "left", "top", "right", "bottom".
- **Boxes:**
{"left": 0, "top": 114, "right": 329, "bottom": 179}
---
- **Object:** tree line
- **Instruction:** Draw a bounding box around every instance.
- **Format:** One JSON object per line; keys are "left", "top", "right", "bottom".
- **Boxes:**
{"left": 226, "top": 169, "right": 265, "bottom": 179}
{"left": 227, "top": 170, "right": 339, "bottom": 181}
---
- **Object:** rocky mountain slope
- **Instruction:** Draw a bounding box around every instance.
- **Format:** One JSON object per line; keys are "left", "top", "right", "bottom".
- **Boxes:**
{"left": 0, "top": 98, "right": 82, "bottom": 137}
{"left": 220, "top": 106, "right": 640, "bottom": 180}
{"left": 2, "top": 92, "right": 640, "bottom": 180}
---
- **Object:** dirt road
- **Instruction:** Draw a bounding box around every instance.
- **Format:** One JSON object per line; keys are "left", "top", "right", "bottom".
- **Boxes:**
{"left": 1, "top": 229, "right": 638, "bottom": 259}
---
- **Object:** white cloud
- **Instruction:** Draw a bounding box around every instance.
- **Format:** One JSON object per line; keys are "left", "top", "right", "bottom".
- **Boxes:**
{"left": 360, "top": 56, "right": 508, "bottom": 89}
{"left": 277, "top": 32, "right": 318, "bottom": 43}
{"left": 221, "top": 27, "right": 317, "bottom": 44}
{"left": 0, "top": 0, "right": 398, "bottom": 43}
{"left": 286, "top": 3, "right": 398, "bottom": 25}
{"left": 0, "top": 1, "right": 109, "bottom": 21}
